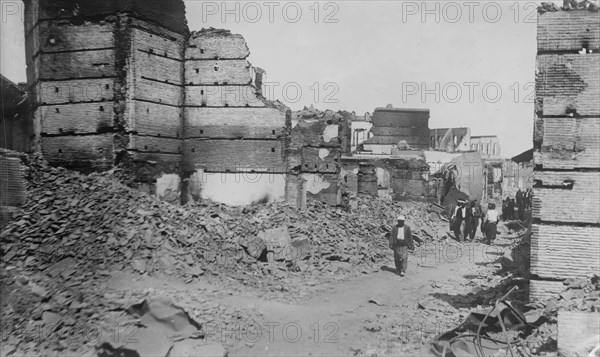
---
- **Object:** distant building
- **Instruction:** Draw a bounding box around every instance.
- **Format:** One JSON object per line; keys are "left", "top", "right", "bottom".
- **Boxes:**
{"left": 429, "top": 127, "right": 471, "bottom": 152}
{"left": 502, "top": 148, "right": 534, "bottom": 198}
{"left": 362, "top": 106, "right": 429, "bottom": 154}
{"left": 350, "top": 112, "right": 373, "bottom": 151}
{"left": 470, "top": 135, "right": 501, "bottom": 160}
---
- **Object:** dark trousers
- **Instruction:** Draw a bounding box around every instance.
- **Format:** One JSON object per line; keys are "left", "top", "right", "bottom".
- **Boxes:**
{"left": 484, "top": 222, "right": 498, "bottom": 244}
{"left": 452, "top": 218, "right": 464, "bottom": 241}
{"left": 468, "top": 218, "right": 479, "bottom": 241}
{"left": 517, "top": 204, "right": 525, "bottom": 220}
{"left": 394, "top": 246, "right": 409, "bottom": 274}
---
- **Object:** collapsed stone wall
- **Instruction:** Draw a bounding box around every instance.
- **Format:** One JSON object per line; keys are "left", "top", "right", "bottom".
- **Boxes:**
{"left": 181, "top": 29, "right": 290, "bottom": 205}
{"left": 24, "top": 0, "right": 297, "bottom": 206}
{"left": 341, "top": 157, "right": 432, "bottom": 202}
{"left": 287, "top": 108, "right": 351, "bottom": 207}
{"left": 530, "top": 8, "right": 600, "bottom": 300}
{"left": 24, "top": 0, "right": 188, "bottom": 174}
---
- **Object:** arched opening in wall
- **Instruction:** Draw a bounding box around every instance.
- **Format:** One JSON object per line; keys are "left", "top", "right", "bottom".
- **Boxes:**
{"left": 453, "top": 136, "right": 458, "bottom": 146}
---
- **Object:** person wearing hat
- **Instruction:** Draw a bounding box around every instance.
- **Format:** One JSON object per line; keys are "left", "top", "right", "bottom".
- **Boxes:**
{"left": 388, "top": 215, "right": 415, "bottom": 277}
{"left": 465, "top": 199, "right": 482, "bottom": 242}
{"left": 450, "top": 198, "right": 469, "bottom": 242}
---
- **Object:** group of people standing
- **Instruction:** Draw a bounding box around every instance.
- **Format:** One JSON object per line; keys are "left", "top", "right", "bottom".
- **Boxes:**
{"left": 502, "top": 188, "right": 532, "bottom": 221}
{"left": 386, "top": 189, "right": 532, "bottom": 277}
{"left": 450, "top": 198, "right": 500, "bottom": 245}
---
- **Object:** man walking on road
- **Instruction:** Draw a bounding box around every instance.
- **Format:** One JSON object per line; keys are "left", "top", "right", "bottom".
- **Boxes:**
{"left": 466, "top": 200, "right": 482, "bottom": 242}
{"left": 451, "top": 199, "right": 468, "bottom": 242}
{"left": 389, "top": 215, "right": 415, "bottom": 277}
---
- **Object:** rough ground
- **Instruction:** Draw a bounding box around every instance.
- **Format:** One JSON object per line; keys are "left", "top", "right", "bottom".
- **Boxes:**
{"left": 101, "top": 234, "right": 522, "bottom": 357}
{"left": 0, "top": 158, "right": 553, "bottom": 357}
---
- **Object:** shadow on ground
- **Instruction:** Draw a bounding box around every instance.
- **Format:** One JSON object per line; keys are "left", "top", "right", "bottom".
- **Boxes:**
{"left": 431, "top": 276, "right": 529, "bottom": 309}
{"left": 381, "top": 265, "right": 398, "bottom": 275}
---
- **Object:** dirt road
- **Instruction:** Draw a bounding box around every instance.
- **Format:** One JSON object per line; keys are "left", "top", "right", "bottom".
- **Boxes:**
{"left": 109, "top": 235, "right": 514, "bottom": 357}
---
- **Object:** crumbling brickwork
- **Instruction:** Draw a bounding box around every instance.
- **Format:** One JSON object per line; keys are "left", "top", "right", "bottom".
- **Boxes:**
{"left": 24, "top": 0, "right": 296, "bottom": 205}
{"left": 429, "top": 127, "right": 471, "bottom": 152}
{"left": 286, "top": 108, "right": 351, "bottom": 206}
{"left": 530, "top": 9, "right": 600, "bottom": 300}
{"left": 24, "top": 0, "right": 188, "bottom": 173}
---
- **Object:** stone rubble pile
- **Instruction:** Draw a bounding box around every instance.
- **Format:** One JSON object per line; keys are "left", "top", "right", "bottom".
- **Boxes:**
{"left": 1, "top": 157, "right": 448, "bottom": 288}
{"left": 521, "top": 274, "right": 600, "bottom": 355}
{"left": 0, "top": 156, "right": 450, "bottom": 356}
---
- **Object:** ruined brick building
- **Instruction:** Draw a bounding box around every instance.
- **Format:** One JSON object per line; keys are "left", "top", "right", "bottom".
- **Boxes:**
{"left": 22, "top": 0, "right": 349, "bottom": 206}
{"left": 530, "top": 8, "right": 600, "bottom": 300}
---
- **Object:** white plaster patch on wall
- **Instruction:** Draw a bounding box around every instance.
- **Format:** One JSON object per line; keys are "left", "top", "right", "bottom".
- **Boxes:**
{"left": 291, "top": 119, "right": 299, "bottom": 128}
{"left": 186, "top": 169, "right": 204, "bottom": 201}
{"left": 318, "top": 149, "right": 330, "bottom": 160}
{"left": 301, "top": 173, "right": 331, "bottom": 194}
{"left": 376, "top": 167, "right": 391, "bottom": 188}
{"left": 322, "top": 125, "right": 339, "bottom": 143}
{"left": 156, "top": 173, "right": 181, "bottom": 199}
{"left": 199, "top": 172, "right": 286, "bottom": 206}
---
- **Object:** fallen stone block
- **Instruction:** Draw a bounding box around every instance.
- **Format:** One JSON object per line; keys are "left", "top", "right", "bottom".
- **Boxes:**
{"left": 558, "top": 311, "right": 600, "bottom": 357}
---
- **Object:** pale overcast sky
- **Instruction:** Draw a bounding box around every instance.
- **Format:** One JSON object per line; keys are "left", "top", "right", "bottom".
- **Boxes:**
{"left": 1, "top": 1, "right": 543, "bottom": 157}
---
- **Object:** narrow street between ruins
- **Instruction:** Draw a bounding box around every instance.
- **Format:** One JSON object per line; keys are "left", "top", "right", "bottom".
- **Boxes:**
{"left": 3, "top": 1, "right": 599, "bottom": 356}
{"left": 106, "top": 230, "right": 521, "bottom": 357}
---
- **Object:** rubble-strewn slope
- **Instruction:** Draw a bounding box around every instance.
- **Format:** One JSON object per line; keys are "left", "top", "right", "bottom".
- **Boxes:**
{"left": 0, "top": 156, "right": 450, "bottom": 355}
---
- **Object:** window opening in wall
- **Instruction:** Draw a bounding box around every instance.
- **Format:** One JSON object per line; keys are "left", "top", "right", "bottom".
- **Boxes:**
{"left": 272, "top": 130, "right": 276, "bottom": 135}
{"left": 55, "top": 87, "right": 59, "bottom": 93}
{"left": 99, "top": 106, "right": 104, "bottom": 112}
{"left": 105, "top": 84, "right": 110, "bottom": 90}
{"left": 147, "top": 108, "right": 149, "bottom": 114}
{"left": 200, "top": 130, "right": 204, "bottom": 134}
{"left": 200, "top": 49, "right": 204, "bottom": 54}
{"left": 144, "top": 146, "right": 148, "bottom": 150}
{"left": 55, "top": 108, "right": 60, "bottom": 113}
{"left": 271, "top": 148, "right": 275, "bottom": 152}
{"left": 200, "top": 90, "right": 204, "bottom": 95}
{"left": 58, "top": 149, "right": 62, "bottom": 153}
{"left": 149, "top": 49, "right": 154, "bottom": 54}
{"left": 195, "top": 68, "right": 199, "bottom": 74}
{"left": 214, "top": 66, "right": 219, "bottom": 71}
{"left": 191, "top": 148, "right": 195, "bottom": 152}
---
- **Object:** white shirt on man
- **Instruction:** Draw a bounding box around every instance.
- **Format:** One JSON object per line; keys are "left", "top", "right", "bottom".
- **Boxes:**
{"left": 396, "top": 227, "right": 405, "bottom": 241}
{"left": 485, "top": 210, "right": 499, "bottom": 223}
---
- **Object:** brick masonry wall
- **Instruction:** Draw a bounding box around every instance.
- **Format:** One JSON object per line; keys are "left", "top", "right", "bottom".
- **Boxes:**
{"left": 531, "top": 9, "right": 600, "bottom": 301}
{"left": 23, "top": 1, "right": 297, "bottom": 205}
{"left": 182, "top": 29, "right": 289, "bottom": 176}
